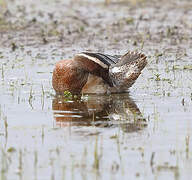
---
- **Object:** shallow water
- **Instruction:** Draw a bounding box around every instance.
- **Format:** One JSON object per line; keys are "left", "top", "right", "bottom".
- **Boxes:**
{"left": 0, "top": 0, "right": 192, "bottom": 179}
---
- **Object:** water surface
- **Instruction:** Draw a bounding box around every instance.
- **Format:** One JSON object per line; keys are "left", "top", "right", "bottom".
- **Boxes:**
{"left": 0, "top": 0, "right": 192, "bottom": 179}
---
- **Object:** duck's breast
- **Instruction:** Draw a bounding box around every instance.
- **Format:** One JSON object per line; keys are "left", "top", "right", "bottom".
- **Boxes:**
{"left": 81, "top": 74, "right": 109, "bottom": 94}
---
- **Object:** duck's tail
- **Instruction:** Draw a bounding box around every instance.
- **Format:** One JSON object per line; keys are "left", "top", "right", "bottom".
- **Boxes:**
{"left": 109, "top": 51, "right": 147, "bottom": 89}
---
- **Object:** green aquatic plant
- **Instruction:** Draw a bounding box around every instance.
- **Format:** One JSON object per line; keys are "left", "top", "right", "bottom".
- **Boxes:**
{"left": 93, "top": 136, "right": 99, "bottom": 170}
{"left": 63, "top": 90, "right": 72, "bottom": 98}
{"left": 183, "top": 65, "right": 192, "bottom": 70}
{"left": 185, "top": 135, "right": 190, "bottom": 159}
{"left": 173, "top": 65, "right": 192, "bottom": 70}
{"left": 7, "top": 147, "right": 16, "bottom": 153}
{"left": 125, "top": 17, "right": 134, "bottom": 25}
{"left": 61, "top": 90, "right": 79, "bottom": 101}
{"left": 154, "top": 73, "right": 161, "bottom": 81}
{"left": 1, "top": 64, "right": 4, "bottom": 80}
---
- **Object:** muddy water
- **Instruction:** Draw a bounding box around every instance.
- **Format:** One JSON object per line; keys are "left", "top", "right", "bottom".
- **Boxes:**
{"left": 0, "top": 0, "right": 192, "bottom": 179}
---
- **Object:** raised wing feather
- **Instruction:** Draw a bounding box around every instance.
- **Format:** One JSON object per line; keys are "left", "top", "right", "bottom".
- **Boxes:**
{"left": 74, "top": 52, "right": 119, "bottom": 69}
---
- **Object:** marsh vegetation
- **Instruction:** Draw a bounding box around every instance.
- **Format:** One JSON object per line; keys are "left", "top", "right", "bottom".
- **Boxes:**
{"left": 0, "top": 0, "right": 192, "bottom": 179}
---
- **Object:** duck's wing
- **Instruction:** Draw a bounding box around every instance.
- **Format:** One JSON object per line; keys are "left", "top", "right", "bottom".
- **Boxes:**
{"left": 74, "top": 52, "right": 120, "bottom": 87}
{"left": 109, "top": 51, "right": 147, "bottom": 88}
{"left": 110, "top": 51, "right": 146, "bottom": 67}
{"left": 74, "top": 52, "right": 119, "bottom": 69}
{"left": 74, "top": 51, "right": 147, "bottom": 89}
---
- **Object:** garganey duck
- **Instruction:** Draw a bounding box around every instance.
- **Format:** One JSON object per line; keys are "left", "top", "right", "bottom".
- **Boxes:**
{"left": 52, "top": 51, "right": 147, "bottom": 94}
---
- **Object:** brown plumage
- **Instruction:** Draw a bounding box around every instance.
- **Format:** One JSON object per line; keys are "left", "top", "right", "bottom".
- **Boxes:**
{"left": 52, "top": 51, "right": 147, "bottom": 94}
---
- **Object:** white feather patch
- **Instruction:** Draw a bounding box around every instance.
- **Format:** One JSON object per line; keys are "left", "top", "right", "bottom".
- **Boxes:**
{"left": 125, "top": 64, "right": 139, "bottom": 78}
{"left": 111, "top": 66, "right": 122, "bottom": 74}
{"left": 75, "top": 53, "right": 108, "bottom": 69}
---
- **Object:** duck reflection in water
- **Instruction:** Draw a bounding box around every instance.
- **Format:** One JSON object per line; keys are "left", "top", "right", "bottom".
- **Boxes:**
{"left": 52, "top": 94, "right": 147, "bottom": 133}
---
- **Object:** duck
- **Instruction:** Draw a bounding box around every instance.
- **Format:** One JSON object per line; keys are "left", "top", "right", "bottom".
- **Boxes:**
{"left": 52, "top": 51, "right": 147, "bottom": 94}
